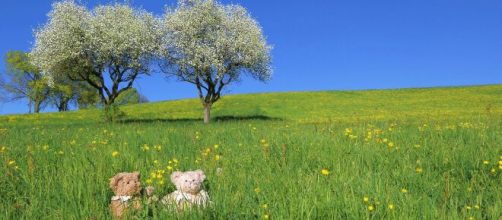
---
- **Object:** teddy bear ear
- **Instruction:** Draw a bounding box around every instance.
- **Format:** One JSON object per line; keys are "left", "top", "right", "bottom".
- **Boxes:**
{"left": 109, "top": 173, "right": 124, "bottom": 192}
{"left": 195, "top": 169, "right": 206, "bottom": 181}
{"left": 133, "top": 171, "right": 140, "bottom": 180}
{"left": 171, "top": 171, "right": 183, "bottom": 184}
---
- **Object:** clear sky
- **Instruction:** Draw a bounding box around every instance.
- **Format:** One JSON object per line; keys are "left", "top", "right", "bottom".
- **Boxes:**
{"left": 1, "top": 0, "right": 501, "bottom": 114}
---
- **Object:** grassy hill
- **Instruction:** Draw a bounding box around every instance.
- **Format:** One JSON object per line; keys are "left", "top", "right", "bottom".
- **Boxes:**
{"left": 3, "top": 84, "right": 502, "bottom": 124}
{"left": 0, "top": 85, "right": 501, "bottom": 219}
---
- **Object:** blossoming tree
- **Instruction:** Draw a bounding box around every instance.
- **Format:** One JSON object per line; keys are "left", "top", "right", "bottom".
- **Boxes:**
{"left": 31, "top": 1, "right": 161, "bottom": 109}
{"left": 161, "top": 0, "right": 272, "bottom": 123}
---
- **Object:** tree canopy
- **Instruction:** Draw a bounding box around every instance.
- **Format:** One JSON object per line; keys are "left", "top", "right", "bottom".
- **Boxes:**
{"left": 115, "top": 88, "right": 148, "bottom": 106}
{"left": 0, "top": 50, "right": 50, "bottom": 113}
{"left": 31, "top": 0, "right": 162, "bottom": 106}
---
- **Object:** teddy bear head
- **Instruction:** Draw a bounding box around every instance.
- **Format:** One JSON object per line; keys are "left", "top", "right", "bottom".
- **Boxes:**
{"left": 170, "top": 170, "right": 206, "bottom": 194}
{"left": 109, "top": 172, "right": 142, "bottom": 196}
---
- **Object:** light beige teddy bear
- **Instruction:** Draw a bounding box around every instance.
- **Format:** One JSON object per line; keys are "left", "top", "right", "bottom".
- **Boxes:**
{"left": 161, "top": 170, "right": 210, "bottom": 210}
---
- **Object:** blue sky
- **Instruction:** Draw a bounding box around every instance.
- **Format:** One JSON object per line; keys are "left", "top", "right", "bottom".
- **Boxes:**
{"left": 1, "top": 0, "right": 501, "bottom": 114}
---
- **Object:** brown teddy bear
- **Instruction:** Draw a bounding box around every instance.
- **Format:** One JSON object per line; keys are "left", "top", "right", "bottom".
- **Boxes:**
{"left": 161, "top": 170, "right": 210, "bottom": 210}
{"left": 109, "top": 172, "right": 154, "bottom": 219}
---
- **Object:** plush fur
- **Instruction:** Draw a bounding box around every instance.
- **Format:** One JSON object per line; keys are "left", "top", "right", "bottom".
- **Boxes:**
{"left": 161, "top": 170, "right": 210, "bottom": 210}
{"left": 109, "top": 172, "right": 146, "bottom": 219}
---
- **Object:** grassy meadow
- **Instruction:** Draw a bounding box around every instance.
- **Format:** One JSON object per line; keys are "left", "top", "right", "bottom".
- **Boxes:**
{"left": 1, "top": 85, "right": 501, "bottom": 219}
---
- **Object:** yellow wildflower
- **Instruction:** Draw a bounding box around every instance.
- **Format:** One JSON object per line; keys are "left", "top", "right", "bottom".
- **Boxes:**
{"left": 215, "top": 155, "right": 221, "bottom": 161}
{"left": 344, "top": 128, "right": 352, "bottom": 136}
{"left": 146, "top": 179, "right": 153, "bottom": 185}
{"left": 142, "top": 144, "right": 150, "bottom": 151}
{"left": 166, "top": 166, "right": 173, "bottom": 171}
{"left": 415, "top": 167, "right": 423, "bottom": 173}
{"left": 401, "top": 188, "right": 408, "bottom": 193}
{"left": 262, "top": 204, "right": 268, "bottom": 209}
{"left": 263, "top": 214, "right": 269, "bottom": 219}
{"left": 363, "top": 196, "right": 369, "bottom": 203}
{"left": 214, "top": 144, "right": 219, "bottom": 149}
{"left": 387, "top": 142, "right": 394, "bottom": 148}
{"left": 154, "top": 145, "right": 162, "bottom": 151}
{"left": 368, "top": 205, "right": 374, "bottom": 211}
{"left": 388, "top": 204, "right": 395, "bottom": 210}
{"left": 321, "top": 169, "right": 330, "bottom": 176}
{"left": 483, "top": 160, "right": 489, "bottom": 165}
{"left": 254, "top": 187, "right": 261, "bottom": 193}
{"left": 112, "top": 151, "right": 119, "bottom": 157}
{"left": 8, "top": 160, "right": 15, "bottom": 166}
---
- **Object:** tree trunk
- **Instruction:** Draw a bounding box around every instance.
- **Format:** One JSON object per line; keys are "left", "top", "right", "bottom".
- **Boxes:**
{"left": 203, "top": 103, "right": 212, "bottom": 124}
{"left": 58, "top": 100, "right": 69, "bottom": 112}
{"left": 34, "top": 100, "right": 41, "bottom": 113}
{"left": 28, "top": 100, "right": 33, "bottom": 114}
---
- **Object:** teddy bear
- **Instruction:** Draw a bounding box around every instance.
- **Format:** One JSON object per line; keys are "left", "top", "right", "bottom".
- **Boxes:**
{"left": 109, "top": 172, "right": 155, "bottom": 219}
{"left": 161, "top": 169, "right": 210, "bottom": 210}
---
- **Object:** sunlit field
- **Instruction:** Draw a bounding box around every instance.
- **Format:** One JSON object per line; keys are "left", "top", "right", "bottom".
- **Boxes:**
{"left": 1, "top": 85, "right": 501, "bottom": 219}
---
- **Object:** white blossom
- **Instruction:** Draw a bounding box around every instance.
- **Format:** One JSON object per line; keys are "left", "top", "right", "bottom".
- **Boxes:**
{"left": 161, "top": 0, "right": 272, "bottom": 83}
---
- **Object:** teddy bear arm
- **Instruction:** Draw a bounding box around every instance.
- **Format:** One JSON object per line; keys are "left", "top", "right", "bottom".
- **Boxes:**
{"left": 132, "top": 199, "right": 141, "bottom": 210}
{"left": 195, "top": 190, "right": 210, "bottom": 206}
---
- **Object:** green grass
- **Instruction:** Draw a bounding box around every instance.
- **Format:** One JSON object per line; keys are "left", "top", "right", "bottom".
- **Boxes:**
{"left": 1, "top": 85, "right": 501, "bottom": 219}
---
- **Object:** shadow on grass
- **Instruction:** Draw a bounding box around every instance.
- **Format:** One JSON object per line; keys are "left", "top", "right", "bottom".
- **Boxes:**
{"left": 120, "top": 115, "right": 282, "bottom": 124}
